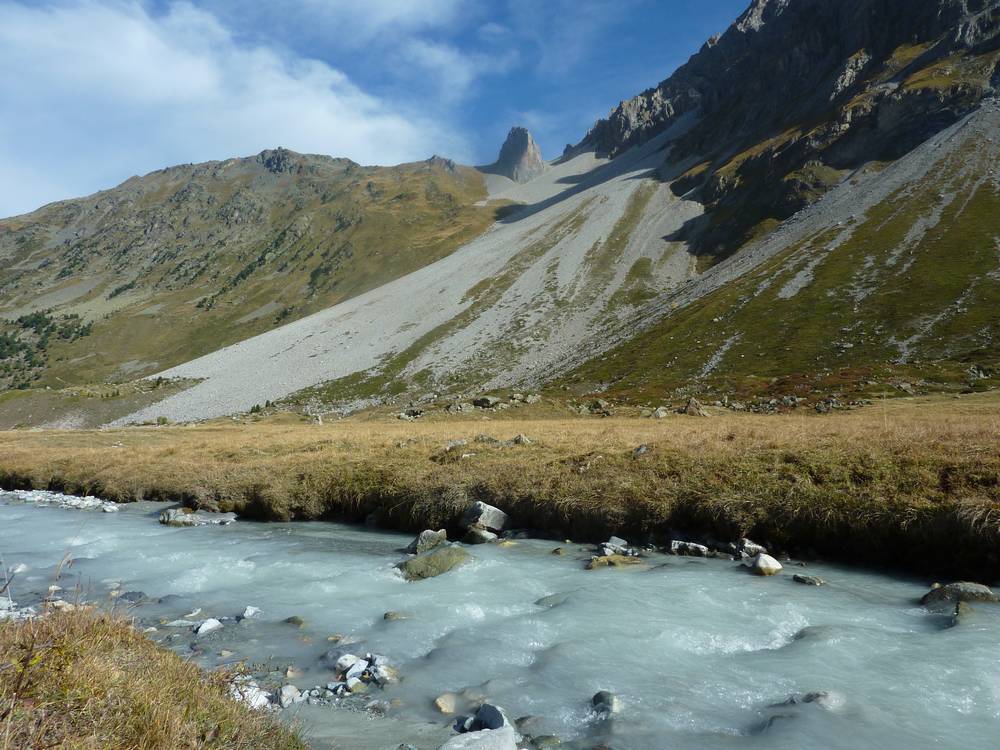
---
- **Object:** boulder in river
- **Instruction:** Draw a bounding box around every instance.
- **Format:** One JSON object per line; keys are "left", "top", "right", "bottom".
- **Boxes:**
{"left": 463, "top": 527, "right": 499, "bottom": 545}
{"left": 920, "top": 581, "right": 1000, "bottom": 607}
{"left": 438, "top": 725, "right": 517, "bottom": 750}
{"left": 670, "top": 540, "right": 710, "bottom": 557}
{"left": 194, "top": 618, "right": 223, "bottom": 635}
{"left": 435, "top": 692, "right": 461, "bottom": 714}
{"left": 745, "top": 553, "right": 783, "bottom": 576}
{"left": 159, "top": 508, "right": 236, "bottom": 527}
{"left": 405, "top": 529, "right": 449, "bottom": 555}
{"left": 592, "top": 690, "right": 622, "bottom": 716}
{"left": 396, "top": 546, "right": 471, "bottom": 581}
{"left": 586, "top": 554, "right": 643, "bottom": 570}
{"left": 461, "top": 502, "right": 510, "bottom": 533}
{"left": 278, "top": 684, "right": 301, "bottom": 708}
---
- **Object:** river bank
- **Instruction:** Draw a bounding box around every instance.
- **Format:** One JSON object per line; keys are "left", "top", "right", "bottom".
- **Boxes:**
{"left": 1, "top": 392, "right": 999, "bottom": 578}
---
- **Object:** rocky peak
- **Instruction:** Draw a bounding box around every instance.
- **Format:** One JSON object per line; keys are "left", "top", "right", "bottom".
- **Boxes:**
{"left": 257, "top": 147, "right": 296, "bottom": 174}
{"left": 485, "top": 126, "right": 546, "bottom": 184}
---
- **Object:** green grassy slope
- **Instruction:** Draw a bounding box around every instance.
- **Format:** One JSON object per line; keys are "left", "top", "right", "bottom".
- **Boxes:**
{"left": 0, "top": 150, "right": 498, "bottom": 389}
{"left": 566, "top": 124, "right": 1000, "bottom": 403}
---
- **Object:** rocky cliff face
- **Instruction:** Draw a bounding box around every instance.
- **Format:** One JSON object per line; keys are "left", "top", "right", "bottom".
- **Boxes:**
{"left": 484, "top": 126, "right": 546, "bottom": 183}
{"left": 577, "top": 0, "right": 1000, "bottom": 259}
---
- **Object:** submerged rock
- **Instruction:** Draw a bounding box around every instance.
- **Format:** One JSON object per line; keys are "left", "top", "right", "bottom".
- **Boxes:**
{"left": 592, "top": 690, "right": 622, "bottom": 716}
{"left": 405, "top": 529, "right": 449, "bottom": 555}
{"left": 951, "top": 601, "right": 975, "bottom": 627}
{"left": 587, "top": 554, "right": 644, "bottom": 570}
{"left": 435, "top": 692, "right": 461, "bottom": 714}
{"left": 463, "top": 526, "right": 499, "bottom": 545}
{"left": 396, "top": 546, "right": 471, "bottom": 581}
{"left": 771, "top": 690, "right": 845, "bottom": 711}
{"left": 159, "top": 508, "right": 236, "bottom": 527}
{"left": 793, "top": 574, "right": 825, "bottom": 586}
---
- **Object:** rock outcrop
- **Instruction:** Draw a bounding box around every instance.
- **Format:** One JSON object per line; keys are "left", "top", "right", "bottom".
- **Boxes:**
{"left": 575, "top": 0, "right": 1000, "bottom": 257}
{"left": 482, "top": 127, "right": 546, "bottom": 184}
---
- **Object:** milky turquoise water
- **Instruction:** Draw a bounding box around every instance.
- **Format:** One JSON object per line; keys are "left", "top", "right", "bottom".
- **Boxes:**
{"left": 3, "top": 491, "right": 999, "bottom": 750}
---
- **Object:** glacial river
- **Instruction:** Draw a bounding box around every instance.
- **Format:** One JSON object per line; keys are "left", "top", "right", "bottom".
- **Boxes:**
{"left": 2, "top": 491, "right": 999, "bottom": 750}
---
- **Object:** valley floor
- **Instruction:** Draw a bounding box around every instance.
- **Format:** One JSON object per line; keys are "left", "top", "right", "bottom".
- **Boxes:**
{"left": 1, "top": 391, "right": 998, "bottom": 578}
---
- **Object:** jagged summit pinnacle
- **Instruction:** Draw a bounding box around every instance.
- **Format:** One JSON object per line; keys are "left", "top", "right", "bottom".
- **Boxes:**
{"left": 483, "top": 126, "right": 546, "bottom": 184}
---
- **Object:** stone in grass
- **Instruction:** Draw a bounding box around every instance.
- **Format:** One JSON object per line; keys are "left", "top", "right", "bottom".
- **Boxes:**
{"left": 683, "top": 397, "right": 708, "bottom": 417}
{"left": 744, "top": 553, "right": 783, "bottom": 576}
{"left": 396, "top": 546, "right": 471, "bottom": 581}
{"left": 405, "top": 529, "right": 448, "bottom": 555}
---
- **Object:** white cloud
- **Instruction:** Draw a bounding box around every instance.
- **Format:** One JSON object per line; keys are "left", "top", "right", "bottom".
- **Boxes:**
{"left": 400, "top": 39, "right": 519, "bottom": 103}
{"left": 0, "top": 0, "right": 470, "bottom": 217}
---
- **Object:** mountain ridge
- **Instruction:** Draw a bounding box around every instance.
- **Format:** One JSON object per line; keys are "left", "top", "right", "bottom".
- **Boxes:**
{"left": 1, "top": 0, "right": 998, "bottom": 426}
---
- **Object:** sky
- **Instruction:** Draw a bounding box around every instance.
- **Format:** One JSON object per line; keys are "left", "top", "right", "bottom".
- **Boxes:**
{"left": 0, "top": 0, "right": 749, "bottom": 217}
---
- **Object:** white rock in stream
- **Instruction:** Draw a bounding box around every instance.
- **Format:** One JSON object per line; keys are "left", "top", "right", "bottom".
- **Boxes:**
{"left": 195, "top": 618, "right": 223, "bottom": 635}
{"left": 745, "top": 553, "right": 783, "bottom": 576}
{"left": 2, "top": 489, "right": 118, "bottom": 513}
{"left": 241, "top": 605, "right": 262, "bottom": 619}
{"left": 279, "top": 684, "right": 302, "bottom": 708}
{"left": 439, "top": 726, "right": 518, "bottom": 750}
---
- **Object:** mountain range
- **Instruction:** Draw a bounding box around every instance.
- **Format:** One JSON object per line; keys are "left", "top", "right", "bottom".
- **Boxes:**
{"left": 1, "top": 0, "right": 998, "bottom": 425}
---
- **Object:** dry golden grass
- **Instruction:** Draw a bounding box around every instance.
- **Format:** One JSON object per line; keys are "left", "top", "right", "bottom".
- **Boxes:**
{"left": 1, "top": 392, "right": 999, "bottom": 576}
{"left": 0, "top": 608, "right": 305, "bottom": 750}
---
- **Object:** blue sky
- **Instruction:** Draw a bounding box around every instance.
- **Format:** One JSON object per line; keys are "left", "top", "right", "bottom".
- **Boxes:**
{"left": 0, "top": 0, "right": 748, "bottom": 217}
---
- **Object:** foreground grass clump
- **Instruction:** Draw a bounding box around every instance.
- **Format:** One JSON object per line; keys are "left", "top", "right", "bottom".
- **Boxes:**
{"left": 0, "top": 608, "right": 305, "bottom": 750}
{"left": 0, "top": 393, "right": 999, "bottom": 576}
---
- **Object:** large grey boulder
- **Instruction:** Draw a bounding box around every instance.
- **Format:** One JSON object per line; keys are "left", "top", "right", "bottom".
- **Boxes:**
{"left": 438, "top": 725, "right": 517, "bottom": 750}
{"left": 461, "top": 502, "right": 510, "bottom": 533}
{"left": 920, "top": 581, "right": 1000, "bottom": 607}
{"left": 744, "top": 552, "right": 782, "bottom": 576}
{"left": 396, "top": 546, "right": 471, "bottom": 581}
{"left": 405, "top": 529, "right": 448, "bottom": 555}
{"left": 592, "top": 690, "right": 622, "bottom": 716}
